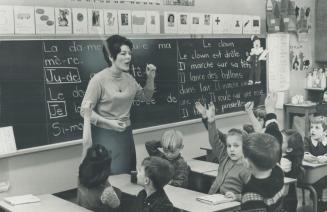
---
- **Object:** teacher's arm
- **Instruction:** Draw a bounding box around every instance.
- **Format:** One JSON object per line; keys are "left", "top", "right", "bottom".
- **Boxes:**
{"left": 81, "top": 77, "right": 126, "bottom": 132}
{"left": 135, "top": 64, "right": 156, "bottom": 101}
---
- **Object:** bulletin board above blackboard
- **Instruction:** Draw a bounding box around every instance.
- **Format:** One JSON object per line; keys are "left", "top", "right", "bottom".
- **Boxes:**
{"left": 0, "top": 38, "right": 266, "bottom": 150}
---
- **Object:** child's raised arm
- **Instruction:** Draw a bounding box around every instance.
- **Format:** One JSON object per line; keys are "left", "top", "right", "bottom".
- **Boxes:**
{"left": 206, "top": 102, "right": 228, "bottom": 163}
{"left": 145, "top": 140, "right": 165, "bottom": 157}
{"left": 195, "top": 101, "right": 209, "bottom": 129}
{"left": 244, "top": 101, "right": 262, "bottom": 133}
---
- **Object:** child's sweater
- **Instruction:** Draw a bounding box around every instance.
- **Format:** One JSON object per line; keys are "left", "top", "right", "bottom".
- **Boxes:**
{"left": 304, "top": 137, "right": 327, "bottom": 156}
{"left": 241, "top": 166, "right": 285, "bottom": 212}
{"left": 203, "top": 119, "right": 251, "bottom": 195}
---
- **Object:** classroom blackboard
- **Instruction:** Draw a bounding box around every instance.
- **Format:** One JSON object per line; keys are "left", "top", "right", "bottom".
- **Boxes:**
{"left": 0, "top": 38, "right": 266, "bottom": 149}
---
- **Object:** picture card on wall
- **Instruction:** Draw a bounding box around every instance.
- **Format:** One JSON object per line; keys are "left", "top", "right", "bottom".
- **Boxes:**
{"left": 190, "top": 13, "right": 201, "bottom": 34}
{"left": 14, "top": 6, "right": 35, "bottom": 34}
{"left": 148, "top": 0, "right": 161, "bottom": 5}
{"left": 72, "top": 8, "right": 88, "bottom": 34}
{"left": 228, "top": 15, "right": 243, "bottom": 34}
{"left": 132, "top": 11, "right": 146, "bottom": 33}
{"left": 135, "top": 0, "right": 147, "bottom": 5}
{"left": 118, "top": 10, "right": 132, "bottom": 34}
{"left": 88, "top": 9, "right": 104, "bottom": 34}
{"left": 243, "top": 16, "right": 260, "bottom": 34}
{"left": 200, "top": 13, "right": 213, "bottom": 34}
{"left": 164, "top": 12, "right": 177, "bottom": 34}
{"left": 177, "top": 13, "right": 190, "bottom": 34}
{"left": 212, "top": 14, "right": 229, "bottom": 34}
{"left": 104, "top": 9, "right": 118, "bottom": 35}
{"left": 146, "top": 11, "right": 160, "bottom": 34}
{"left": 35, "top": 7, "right": 55, "bottom": 34}
{"left": 55, "top": 8, "right": 72, "bottom": 34}
{"left": 0, "top": 5, "right": 14, "bottom": 34}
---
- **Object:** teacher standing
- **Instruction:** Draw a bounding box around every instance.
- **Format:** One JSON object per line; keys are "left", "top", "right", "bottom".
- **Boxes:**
{"left": 81, "top": 35, "right": 156, "bottom": 174}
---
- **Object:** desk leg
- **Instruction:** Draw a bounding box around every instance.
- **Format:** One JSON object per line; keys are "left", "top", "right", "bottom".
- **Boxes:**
{"left": 301, "top": 184, "right": 318, "bottom": 212}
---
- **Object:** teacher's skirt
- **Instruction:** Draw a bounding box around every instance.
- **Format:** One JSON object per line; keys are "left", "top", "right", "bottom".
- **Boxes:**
{"left": 91, "top": 125, "right": 136, "bottom": 174}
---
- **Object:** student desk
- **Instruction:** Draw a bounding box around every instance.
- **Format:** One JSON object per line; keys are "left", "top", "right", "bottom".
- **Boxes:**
{"left": 0, "top": 194, "right": 91, "bottom": 212}
{"left": 109, "top": 174, "right": 241, "bottom": 212}
{"left": 298, "top": 161, "right": 327, "bottom": 212}
{"left": 283, "top": 103, "right": 317, "bottom": 137}
{"left": 187, "top": 159, "right": 218, "bottom": 193}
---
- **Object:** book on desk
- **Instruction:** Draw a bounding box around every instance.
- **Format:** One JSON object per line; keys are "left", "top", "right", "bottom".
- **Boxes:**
{"left": 4, "top": 194, "right": 40, "bottom": 206}
{"left": 196, "top": 193, "right": 234, "bottom": 205}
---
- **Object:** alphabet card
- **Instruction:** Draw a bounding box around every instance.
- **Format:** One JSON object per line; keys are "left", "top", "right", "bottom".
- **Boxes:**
{"left": 212, "top": 14, "right": 229, "bottom": 34}
{"left": 55, "top": 8, "right": 72, "bottom": 34}
{"left": 118, "top": 10, "right": 132, "bottom": 34}
{"left": 164, "top": 12, "right": 177, "bottom": 34}
{"left": 104, "top": 9, "right": 118, "bottom": 35}
{"left": 242, "top": 16, "right": 261, "bottom": 34}
{"left": 35, "top": 7, "right": 55, "bottom": 34}
{"left": 177, "top": 13, "right": 191, "bottom": 34}
{"left": 146, "top": 11, "right": 160, "bottom": 34}
{"left": 88, "top": 9, "right": 104, "bottom": 34}
{"left": 132, "top": 10, "right": 146, "bottom": 33}
{"left": 0, "top": 5, "right": 14, "bottom": 34}
{"left": 72, "top": 8, "right": 88, "bottom": 34}
{"left": 14, "top": 6, "right": 35, "bottom": 34}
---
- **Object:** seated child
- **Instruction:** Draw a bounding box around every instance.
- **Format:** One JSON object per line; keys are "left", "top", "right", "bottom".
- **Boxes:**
{"left": 77, "top": 106, "right": 120, "bottom": 212}
{"left": 315, "top": 87, "right": 327, "bottom": 117}
{"left": 145, "top": 129, "right": 189, "bottom": 188}
{"left": 281, "top": 129, "right": 304, "bottom": 212}
{"left": 244, "top": 93, "right": 283, "bottom": 161}
{"left": 137, "top": 156, "right": 174, "bottom": 212}
{"left": 303, "top": 115, "right": 327, "bottom": 211}
{"left": 77, "top": 144, "right": 120, "bottom": 212}
{"left": 241, "top": 133, "right": 285, "bottom": 211}
{"left": 195, "top": 101, "right": 251, "bottom": 197}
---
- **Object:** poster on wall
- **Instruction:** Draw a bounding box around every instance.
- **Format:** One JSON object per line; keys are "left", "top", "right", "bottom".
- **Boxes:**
{"left": 266, "top": 0, "right": 296, "bottom": 33}
{"left": 132, "top": 11, "right": 146, "bottom": 33}
{"left": 164, "top": 12, "right": 177, "bottom": 33}
{"left": 0, "top": 5, "right": 14, "bottom": 34}
{"left": 289, "top": 33, "right": 311, "bottom": 72}
{"left": 177, "top": 13, "right": 190, "bottom": 34}
{"left": 104, "top": 9, "right": 118, "bottom": 35}
{"left": 243, "top": 16, "right": 261, "bottom": 34}
{"left": 199, "top": 13, "right": 213, "bottom": 34}
{"left": 14, "top": 6, "right": 35, "bottom": 34}
{"left": 146, "top": 11, "right": 160, "bottom": 34}
{"left": 55, "top": 8, "right": 72, "bottom": 34}
{"left": 35, "top": 7, "right": 55, "bottom": 34}
{"left": 294, "top": 0, "right": 313, "bottom": 42}
{"left": 72, "top": 8, "right": 88, "bottom": 34}
{"left": 118, "top": 10, "right": 132, "bottom": 34}
{"left": 88, "top": 9, "right": 104, "bottom": 34}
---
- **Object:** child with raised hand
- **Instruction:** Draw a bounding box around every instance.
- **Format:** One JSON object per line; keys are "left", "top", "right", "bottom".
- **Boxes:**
{"left": 145, "top": 129, "right": 189, "bottom": 188}
{"left": 241, "top": 133, "right": 285, "bottom": 211}
{"left": 195, "top": 101, "right": 250, "bottom": 199}
{"left": 303, "top": 115, "right": 327, "bottom": 211}
{"left": 244, "top": 93, "right": 283, "bottom": 161}
{"left": 77, "top": 103, "right": 120, "bottom": 212}
{"left": 136, "top": 156, "right": 174, "bottom": 212}
{"left": 280, "top": 129, "right": 304, "bottom": 212}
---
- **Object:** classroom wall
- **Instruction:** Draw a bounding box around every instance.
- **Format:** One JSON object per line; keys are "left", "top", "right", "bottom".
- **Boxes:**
{"left": 0, "top": 0, "right": 269, "bottom": 197}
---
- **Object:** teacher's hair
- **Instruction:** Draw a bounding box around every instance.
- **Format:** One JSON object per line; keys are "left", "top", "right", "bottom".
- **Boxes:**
{"left": 103, "top": 34, "right": 133, "bottom": 66}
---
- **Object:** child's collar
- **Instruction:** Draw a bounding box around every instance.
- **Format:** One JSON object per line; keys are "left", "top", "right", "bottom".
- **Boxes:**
{"left": 311, "top": 138, "right": 327, "bottom": 147}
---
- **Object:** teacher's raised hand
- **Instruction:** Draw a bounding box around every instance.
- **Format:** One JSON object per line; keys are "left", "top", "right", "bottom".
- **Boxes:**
{"left": 145, "top": 64, "right": 156, "bottom": 79}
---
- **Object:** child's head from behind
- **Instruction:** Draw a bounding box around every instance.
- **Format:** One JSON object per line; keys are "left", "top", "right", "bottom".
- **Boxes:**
{"left": 161, "top": 129, "right": 184, "bottom": 160}
{"left": 243, "top": 133, "right": 280, "bottom": 172}
{"left": 79, "top": 144, "right": 111, "bottom": 188}
{"left": 243, "top": 124, "right": 255, "bottom": 134}
{"left": 137, "top": 156, "right": 173, "bottom": 190}
{"left": 253, "top": 105, "right": 266, "bottom": 127}
{"left": 281, "top": 129, "right": 304, "bottom": 157}
{"left": 226, "top": 128, "right": 247, "bottom": 161}
{"left": 310, "top": 116, "right": 327, "bottom": 141}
